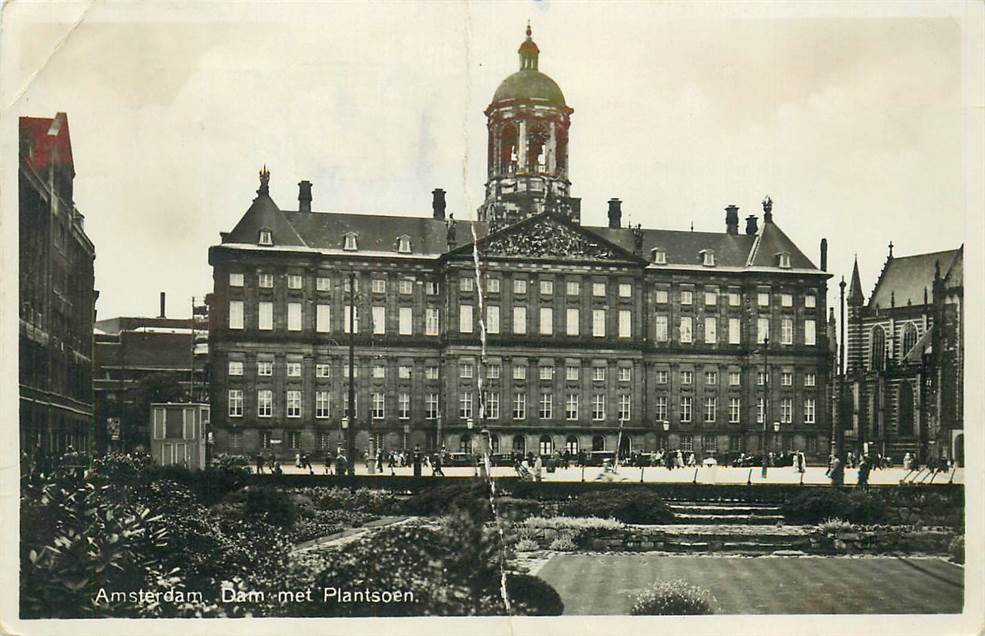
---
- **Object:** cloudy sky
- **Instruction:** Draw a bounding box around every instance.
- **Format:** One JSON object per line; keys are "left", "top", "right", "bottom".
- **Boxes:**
{"left": 4, "top": 1, "right": 970, "bottom": 319}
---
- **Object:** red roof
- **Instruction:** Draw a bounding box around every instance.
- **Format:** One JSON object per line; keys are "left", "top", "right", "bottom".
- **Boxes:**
{"left": 19, "top": 113, "right": 74, "bottom": 174}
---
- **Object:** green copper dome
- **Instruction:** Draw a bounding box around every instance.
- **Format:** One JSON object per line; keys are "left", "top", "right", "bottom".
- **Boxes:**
{"left": 492, "top": 69, "right": 566, "bottom": 106}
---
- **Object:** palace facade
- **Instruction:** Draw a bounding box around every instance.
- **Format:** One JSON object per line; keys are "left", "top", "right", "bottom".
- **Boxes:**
{"left": 208, "top": 28, "right": 833, "bottom": 461}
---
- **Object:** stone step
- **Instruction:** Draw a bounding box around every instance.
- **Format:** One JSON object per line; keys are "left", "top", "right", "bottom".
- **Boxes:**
{"left": 672, "top": 514, "right": 786, "bottom": 525}
{"left": 669, "top": 504, "right": 783, "bottom": 515}
{"left": 664, "top": 532, "right": 809, "bottom": 545}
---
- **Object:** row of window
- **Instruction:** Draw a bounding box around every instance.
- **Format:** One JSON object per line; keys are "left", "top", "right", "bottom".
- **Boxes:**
{"left": 227, "top": 271, "right": 819, "bottom": 309}
{"left": 227, "top": 389, "right": 817, "bottom": 425}
{"left": 227, "top": 358, "right": 817, "bottom": 388}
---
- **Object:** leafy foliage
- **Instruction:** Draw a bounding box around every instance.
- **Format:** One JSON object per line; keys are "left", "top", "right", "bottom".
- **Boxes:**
{"left": 948, "top": 535, "right": 964, "bottom": 564}
{"left": 561, "top": 490, "right": 674, "bottom": 524}
{"left": 631, "top": 579, "right": 717, "bottom": 615}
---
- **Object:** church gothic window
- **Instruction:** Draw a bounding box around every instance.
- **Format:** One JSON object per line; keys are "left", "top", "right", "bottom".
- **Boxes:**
{"left": 870, "top": 325, "right": 886, "bottom": 371}
{"left": 901, "top": 323, "right": 918, "bottom": 359}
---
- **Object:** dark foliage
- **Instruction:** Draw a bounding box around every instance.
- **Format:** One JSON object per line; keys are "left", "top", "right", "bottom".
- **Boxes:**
{"left": 401, "top": 479, "right": 493, "bottom": 518}
{"left": 244, "top": 486, "right": 298, "bottom": 527}
{"left": 562, "top": 489, "right": 674, "bottom": 524}
{"left": 782, "top": 488, "right": 963, "bottom": 526}
{"left": 504, "top": 573, "right": 564, "bottom": 615}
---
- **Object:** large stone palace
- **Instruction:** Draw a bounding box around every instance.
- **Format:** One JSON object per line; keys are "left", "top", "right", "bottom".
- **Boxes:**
{"left": 208, "top": 27, "right": 834, "bottom": 461}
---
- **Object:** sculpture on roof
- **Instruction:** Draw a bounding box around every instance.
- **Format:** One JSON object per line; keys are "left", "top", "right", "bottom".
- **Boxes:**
{"left": 446, "top": 213, "right": 457, "bottom": 248}
{"left": 257, "top": 165, "right": 270, "bottom": 197}
{"left": 632, "top": 223, "right": 644, "bottom": 256}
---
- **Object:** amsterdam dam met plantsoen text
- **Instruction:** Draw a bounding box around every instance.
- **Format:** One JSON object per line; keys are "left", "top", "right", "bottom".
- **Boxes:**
{"left": 93, "top": 586, "right": 416, "bottom": 607}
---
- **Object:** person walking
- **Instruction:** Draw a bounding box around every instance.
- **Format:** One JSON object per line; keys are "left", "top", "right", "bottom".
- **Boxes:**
{"left": 301, "top": 452, "right": 313, "bottom": 474}
{"left": 432, "top": 450, "right": 445, "bottom": 476}
{"left": 827, "top": 454, "right": 844, "bottom": 486}
{"left": 857, "top": 456, "right": 871, "bottom": 490}
{"left": 335, "top": 451, "right": 348, "bottom": 477}
{"left": 255, "top": 452, "right": 265, "bottom": 475}
{"left": 533, "top": 454, "right": 543, "bottom": 481}
{"left": 295, "top": 452, "right": 302, "bottom": 469}
{"left": 412, "top": 445, "right": 423, "bottom": 477}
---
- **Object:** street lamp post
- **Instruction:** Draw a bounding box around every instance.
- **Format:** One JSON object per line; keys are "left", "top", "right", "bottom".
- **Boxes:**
{"left": 762, "top": 335, "right": 770, "bottom": 478}
{"left": 467, "top": 418, "right": 476, "bottom": 476}
{"left": 346, "top": 272, "right": 357, "bottom": 476}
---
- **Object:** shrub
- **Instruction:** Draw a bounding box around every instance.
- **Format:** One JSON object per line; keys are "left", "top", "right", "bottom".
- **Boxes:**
{"left": 783, "top": 489, "right": 887, "bottom": 525}
{"left": 818, "top": 518, "right": 856, "bottom": 533}
{"left": 504, "top": 573, "right": 564, "bottom": 616}
{"left": 949, "top": 535, "right": 964, "bottom": 564}
{"left": 523, "top": 516, "right": 625, "bottom": 531}
{"left": 243, "top": 486, "right": 298, "bottom": 527}
{"left": 548, "top": 534, "right": 577, "bottom": 551}
{"left": 402, "top": 480, "right": 493, "bottom": 518}
{"left": 514, "top": 538, "right": 541, "bottom": 552}
{"left": 631, "top": 579, "right": 717, "bottom": 615}
{"left": 562, "top": 490, "right": 673, "bottom": 524}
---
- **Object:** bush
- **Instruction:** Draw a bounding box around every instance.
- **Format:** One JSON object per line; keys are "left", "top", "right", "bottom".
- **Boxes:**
{"left": 818, "top": 518, "right": 856, "bottom": 533}
{"left": 631, "top": 579, "right": 717, "bottom": 615}
{"left": 783, "top": 489, "right": 887, "bottom": 525}
{"left": 402, "top": 480, "right": 492, "bottom": 518}
{"left": 949, "top": 535, "right": 964, "bottom": 564}
{"left": 293, "top": 487, "right": 402, "bottom": 515}
{"left": 562, "top": 490, "right": 673, "bottom": 524}
{"left": 514, "top": 538, "right": 540, "bottom": 552}
{"left": 548, "top": 534, "right": 577, "bottom": 551}
{"left": 244, "top": 486, "right": 298, "bottom": 527}
{"left": 523, "top": 516, "right": 624, "bottom": 531}
{"left": 504, "top": 573, "right": 564, "bottom": 616}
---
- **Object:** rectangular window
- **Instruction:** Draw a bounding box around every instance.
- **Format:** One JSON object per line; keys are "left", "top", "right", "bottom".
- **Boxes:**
{"left": 805, "top": 293, "right": 817, "bottom": 308}
{"left": 288, "top": 274, "right": 302, "bottom": 290}
{"left": 344, "top": 306, "right": 359, "bottom": 333}
{"left": 369, "top": 278, "right": 385, "bottom": 294}
{"left": 618, "top": 395, "right": 631, "bottom": 421}
{"left": 592, "top": 309, "right": 606, "bottom": 337}
{"left": 757, "top": 397, "right": 765, "bottom": 423}
{"left": 681, "top": 370, "right": 693, "bottom": 385}
{"left": 653, "top": 314, "right": 669, "bottom": 342}
{"left": 618, "top": 310, "right": 631, "bottom": 338}
{"left": 681, "top": 289, "right": 693, "bottom": 305}
{"left": 260, "top": 431, "right": 271, "bottom": 449}
{"left": 316, "top": 391, "right": 330, "bottom": 418}
{"left": 680, "top": 434, "right": 693, "bottom": 452}
{"left": 781, "top": 398, "right": 792, "bottom": 424}
{"left": 343, "top": 277, "right": 359, "bottom": 293}
{"left": 316, "top": 363, "right": 331, "bottom": 378}
{"left": 513, "top": 279, "right": 527, "bottom": 295}
{"left": 257, "top": 389, "right": 274, "bottom": 417}
{"left": 758, "top": 291, "right": 770, "bottom": 307}
{"left": 512, "top": 393, "right": 526, "bottom": 420}
{"left": 781, "top": 318, "right": 793, "bottom": 345}
{"left": 619, "top": 283, "right": 632, "bottom": 298}
{"left": 729, "top": 397, "right": 741, "bottom": 423}
{"left": 729, "top": 435, "right": 742, "bottom": 452}
{"left": 656, "top": 370, "right": 669, "bottom": 384}
{"left": 373, "top": 364, "right": 386, "bottom": 379}
{"left": 654, "top": 396, "right": 668, "bottom": 421}
{"left": 372, "top": 306, "right": 386, "bottom": 335}
{"left": 228, "top": 390, "right": 243, "bottom": 417}
{"left": 459, "top": 392, "right": 473, "bottom": 419}
{"left": 540, "top": 280, "right": 554, "bottom": 295}
{"left": 757, "top": 371, "right": 767, "bottom": 386}
{"left": 592, "top": 282, "right": 606, "bottom": 297}
{"left": 317, "top": 276, "right": 331, "bottom": 292}
{"left": 705, "top": 370, "right": 717, "bottom": 385}
{"left": 565, "top": 394, "right": 579, "bottom": 420}
{"left": 287, "top": 361, "right": 301, "bottom": 377}
{"left": 258, "top": 273, "right": 274, "bottom": 288}
{"left": 372, "top": 393, "right": 385, "bottom": 419}
{"left": 782, "top": 371, "right": 793, "bottom": 386}
{"left": 228, "top": 360, "right": 243, "bottom": 376}
{"left": 539, "top": 365, "right": 554, "bottom": 381}
{"left": 229, "top": 272, "right": 244, "bottom": 287}
{"left": 486, "top": 278, "right": 500, "bottom": 294}
{"left": 257, "top": 360, "right": 273, "bottom": 376}
{"left": 728, "top": 290, "right": 740, "bottom": 306}
{"left": 399, "top": 279, "right": 414, "bottom": 295}
{"left": 655, "top": 289, "right": 669, "bottom": 304}
{"left": 680, "top": 316, "right": 693, "bottom": 343}
{"left": 704, "top": 290, "right": 717, "bottom": 306}
{"left": 425, "top": 394, "right": 439, "bottom": 420}
{"left": 805, "top": 372, "right": 816, "bottom": 387}
{"left": 704, "top": 397, "right": 717, "bottom": 422}
{"left": 729, "top": 371, "right": 740, "bottom": 386}
{"left": 230, "top": 431, "right": 243, "bottom": 450}
{"left": 513, "top": 307, "right": 527, "bottom": 335}
{"left": 460, "top": 361, "right": 473, "bottom": 379}
{"left": 487, "top": 305, "right": 500, "bottom": 334}
{"left": 229, "top": 301, "right": 244, "bottom": 329}
{"left": 804, "top": 398, "right": 816, "bottom": 424}
{"left": 459, "top": 276, "right": 473, "bottom": 292}
{"left": 258, "top": 302, "right": 273, "bottom": 330}
{"left": 593, "top": 367, "right": 606, "bottom": 382}
{"left": 426, "top": 281, "right": 439, "bottom": 295}
{"left": 316, "top": 304, "right": 331, "bottom": 333}
{"left": 487, "top": 364, "right": 501, "bottom": 379}
{"left": 459, "top": 304, "right": 473, "bottom": 333}
{"left": 805, "top": 319, "right": 816, "bottom": 346}
{"left": 728, "top": 317, "right": 741, "bottom": 344}
{"left": 484, "top": 391, "right": 500, "bottom": 420}
{"left": 539, "top": 307, "right": 553, "bottom": 335}
{"left": 566, "top": 308, "right": 579, "bottom": 336}
{"left": 425, "top": 366, "right": 439, "bottom": 380}
{"left": 618, "top": 367, "right": 632, "bottom": 382}
{"left": 757, "top": 317, "right": 770, "bottom": 344}
{"left": 399, "top": 307, "right": 413, "bottom": 335}
{"left": 704, "top": 318, "right": 717, "bottom": 344}
{"left": 286, "top": 390, "right": 301, "bottom": 418}
{"left": 591, "top": 394, "right": 605, "bottom": 421}
{"left": 539, "top": 393, "right": 553, "bottom": 419}
{"left": 566, "top": 281, "right": 580, "bottom": 296}
{"left": 398, "top": 365, "right": 411, "bottom": 379}
{"left": 781, "top": 293, "right": 793, "bottom": 307}
{"left": 702, "top": 435, "right": 717, "bottom": 453}
{"left": 426, "top": 308, "right": 440, "bottom": 336}
{"left": 287, "top": 302, "right": 302, "bottom": 331}
{"left": 680, "top": 396, "right": 692, "bottom": 423}
{"left": 343, "top": 364, "right": 360, "bottom": 379}
{"left": 513, "top": 365, "right": 527, "bottom": 380}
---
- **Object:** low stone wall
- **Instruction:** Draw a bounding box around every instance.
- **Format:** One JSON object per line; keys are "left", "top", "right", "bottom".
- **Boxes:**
{"left": 809, "top": 527, "right": 955, "bottom": 555}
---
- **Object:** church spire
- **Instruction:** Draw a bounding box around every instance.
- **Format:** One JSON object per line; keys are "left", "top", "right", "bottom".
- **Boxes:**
{"left": 848, "top": 255, "right": 865, "bottom": 306}
{"left": 518, "top": 22, "right": 539, "bottom": 70}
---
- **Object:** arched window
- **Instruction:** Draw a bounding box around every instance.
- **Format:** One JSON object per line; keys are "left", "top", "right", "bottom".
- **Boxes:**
{"left": 498, "top": 123, "right": 518, "bottom": 176}
{"left": 901, "top": 323, "right": 918, "bottom": 359}
{"left": 870, "top": 326, "right": 886, "bottom": 371}
{"left": 512, "top": 434, "right": 526, "bottom": 454}
{"left": 565, "top": 435, "right": 579, "bottom": 455}
{"left": 592, "top": 434, "right": 606, "bottom": 452}
{"left": 539, "top": 435, "right": 553, "bottom": 456}
{"left": 897, "top": 382, "right": 914, "bottom": 437}
{"left": 343, "top": 232, "right": 358, "bottom": 251}
{"left": 527, "top": 122, "right": 549, "bottom": 174}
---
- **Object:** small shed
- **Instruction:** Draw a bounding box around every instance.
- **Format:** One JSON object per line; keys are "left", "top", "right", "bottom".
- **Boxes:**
{"left": 150, "top": 402, "right": 210, "bottom": 471}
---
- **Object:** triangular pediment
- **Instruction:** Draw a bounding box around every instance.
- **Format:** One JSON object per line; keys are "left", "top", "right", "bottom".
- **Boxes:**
{"left": 447, "top": 212, "right": 642, "bottom": 263}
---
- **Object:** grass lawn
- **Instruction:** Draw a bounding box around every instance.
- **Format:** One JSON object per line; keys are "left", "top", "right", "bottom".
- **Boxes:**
{"left": 537, "top": 554, "right": 963, "bottom": 615}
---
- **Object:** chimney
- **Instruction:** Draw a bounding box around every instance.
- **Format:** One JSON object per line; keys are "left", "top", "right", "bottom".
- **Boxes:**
{"left": 607, "top": 198, "right": 622, "bottom": 229}
{"left": 158, "top": 291, "right": 166, "bottom": 319}
{"left": 745, "top": 215, "right": 758, "bottom": 235}
{"left": 432, "top": 188, "right": 446, "bottom": 220}
{"left": 762, "top": 195, "right": 774, "bottom": 224}
{"left": 725, "top": 204, "right": 740, "bottom": 235}
{"left": 298, "top": 180, "right": 312, "bottom": 213}
{"left": 820, "top": 238, "right": 828, "bottom": 272}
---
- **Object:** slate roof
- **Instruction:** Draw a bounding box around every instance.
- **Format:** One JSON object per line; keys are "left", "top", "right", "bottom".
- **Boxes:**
{"left": 868, "top": 248, "right": 962, "bottom": 309}
{"left": 20, "top": 113, "right": 75, "bottom": 174}
{"left": 591, "top": 226, "right": 758, "bottom": 268}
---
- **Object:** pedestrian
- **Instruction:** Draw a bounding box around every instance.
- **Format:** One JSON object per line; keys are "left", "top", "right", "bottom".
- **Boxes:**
{"left": 255, "top": 452, "right": 264, "bottom": 475}
{"left": 857, "top": 456, "right": 871, "bottom": 490}
{"left": 273, "top": 461, "right": 283, "bottom": 475}
{"left": 412, "top": 445, "right": 423, "bottom": 477}
{"left": 302, "top": 452, "right": 313, "bottom": 474}
{"left": 903, "top": 451, "right": 912, "bottom": 470}
{"left": 376, "top": 448, "right": 385, "bottom": 475}
{"left": 295, "top": 452, "right": 301, "bottom": 469}
{"left": 335, "top": 452, "right": 348, "bottom": 477}
{"left": 827, "top": 455, "right": 844, "bottom": 486}
{"left": 533, "top": 455, "right": 543, "bottom": 481}
{"left": 846, "top": 451, "right": 855, "bottom": 469}
{"left": 432, "top": 451, "right": 445, "bottom": 476}
{"left": 387, "top": 452, "right": 397, "bottom": 476}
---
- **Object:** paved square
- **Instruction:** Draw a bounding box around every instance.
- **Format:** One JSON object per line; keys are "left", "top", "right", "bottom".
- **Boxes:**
{"left": 536, "top": 554, "right": 963, "bottom": 615}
